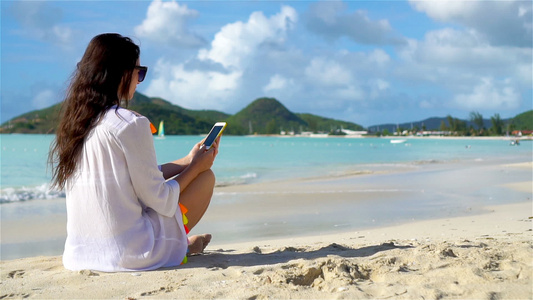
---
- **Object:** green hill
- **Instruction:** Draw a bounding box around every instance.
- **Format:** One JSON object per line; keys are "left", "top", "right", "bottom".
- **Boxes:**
{"left": 224, "top": 98, "right": 365, "bottom": 135}
{"left": 225, "top": 98, "right": 307, "bottom": 135}
{"left": 1, "top": 94, "right": 365, "bottom": 135}
{"left": 0, "top": 103, "right": 62, "bottom": 134}
{"left": 297, "top": 113, "right": 365, "bottom": 133}
{"left": 509, "top": 110, "right": 533, "bottom": 130}
{"left": 5, "top": 91, "right": 526, "bottom": 136}
{"left": 368, "top": 110, "right": 533, "bottom": 134}
{"left": 0, "top": 92, "right": 230, "bottom": 135}
{"left": 128, "top": 93, "right": 230, "bottom": 135}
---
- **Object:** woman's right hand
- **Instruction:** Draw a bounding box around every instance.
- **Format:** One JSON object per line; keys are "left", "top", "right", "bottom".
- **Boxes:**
{"left": 189, "top": 138, "right": 219, "bottom": 174}
{"left": 175, "top": 137, "right": 220, "bottom": 192}
{"left": 187, "top": 141, "right": 203, "bottom": 164}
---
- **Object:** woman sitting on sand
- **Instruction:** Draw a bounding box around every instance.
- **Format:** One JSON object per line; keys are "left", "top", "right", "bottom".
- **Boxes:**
{"left": 49, "top": 33, "right": 216, "bottom": 272}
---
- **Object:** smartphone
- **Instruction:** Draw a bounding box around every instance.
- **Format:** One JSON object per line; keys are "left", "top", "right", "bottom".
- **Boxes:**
{"left": 203, "top": 122, "right": 227, "bottom": 150}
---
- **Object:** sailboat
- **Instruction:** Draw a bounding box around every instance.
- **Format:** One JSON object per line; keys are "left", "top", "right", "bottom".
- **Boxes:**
{"left": 156, "top": 120, "right": 165, "bottom": 139}
{"left": 390, "top": 139, "right": 407, "bottom": 144}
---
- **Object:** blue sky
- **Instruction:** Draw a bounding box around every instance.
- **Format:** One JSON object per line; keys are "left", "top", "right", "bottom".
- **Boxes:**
{"left": 1, "top": 0, "right": 532, "bottom": 127}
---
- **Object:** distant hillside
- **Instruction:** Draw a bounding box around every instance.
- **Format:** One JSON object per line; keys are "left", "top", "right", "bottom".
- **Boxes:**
{"left": 2, "top": 91, "right": 528, "bottom": 136}
{"left": 128, "top": 93, "right": 230, "bottom": 135}
{"left": 0, "top": 103, "right": 62, "bottom": 134}
{"left": 368, "top": 117, "right": 490, "bottom": 133}
{"left": 0, "top": 94, "right": 364, "bottom": 135}
{"left": 368, "top": 111, "right": 532, "bottom": 134}
{"left": 509, "top": 110, "right": 533, "bottom": 130}
{"left": 296, "top": 113, "right": 365, "bottom": 132}
{"left": 224, "top": 98, "right": 365, "bottom": 135}
{"left": 225, "top": 98, "right": 306, "bottom": 134}
{"left": 0, "top": 92, "right": 230, "bottom": 135}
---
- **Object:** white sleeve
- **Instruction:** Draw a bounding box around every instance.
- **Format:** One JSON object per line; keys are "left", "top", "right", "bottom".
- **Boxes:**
{"left": 118, "top": 115, "right": 180, "bottom": 217}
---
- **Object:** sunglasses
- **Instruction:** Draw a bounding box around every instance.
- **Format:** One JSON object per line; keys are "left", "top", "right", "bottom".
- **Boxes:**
{"left": 135, "top": 66, "right": 148, "bottom": 83}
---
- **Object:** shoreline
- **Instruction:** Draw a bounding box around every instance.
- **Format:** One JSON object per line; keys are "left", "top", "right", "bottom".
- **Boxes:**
{"left": 210, "top": 200, "right": 532, "bottom": 250}
{"left": 2, "top": 158, "right": 531, "bottom": 261}
{"left": 2, "top": 132, "right": 531, "bottom": 139}
{"left": 1, "top": 201, "right": 531, "bottom": 299}
{"left": 2, "top": 158, "right": 531, "bottom": 298}
{"left": 244, "top": 133, "right": 533, "bottom": 140}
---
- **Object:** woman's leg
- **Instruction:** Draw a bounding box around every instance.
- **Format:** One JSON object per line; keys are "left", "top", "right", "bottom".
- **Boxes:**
{"left": 178, "top": 170, "right": 214, "bottom": 254}
{"left": 178, "top": 169, "right": 215, "bottom": 230}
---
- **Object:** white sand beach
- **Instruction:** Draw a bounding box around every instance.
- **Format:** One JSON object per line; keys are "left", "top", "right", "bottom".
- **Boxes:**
{"left": 1, "top": 160, "right": 531, "bottom": 299}
{"left": 1, "top": 200, "right": 531, "bottom": 299}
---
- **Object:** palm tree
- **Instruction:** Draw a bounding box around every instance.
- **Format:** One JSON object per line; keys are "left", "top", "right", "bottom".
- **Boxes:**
{"left": 446, "top": 115, "right": 456, "bottom": 133}
{"left": 469, "top": 111, "right": 484, "bottom": 135}
{"left": 490, "top": 113, "right": 504, "bottom": 136}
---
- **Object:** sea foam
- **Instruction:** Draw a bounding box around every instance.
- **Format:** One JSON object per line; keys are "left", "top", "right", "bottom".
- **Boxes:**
{"left": 0, "top": 184, "right": 65, "bottom": 203}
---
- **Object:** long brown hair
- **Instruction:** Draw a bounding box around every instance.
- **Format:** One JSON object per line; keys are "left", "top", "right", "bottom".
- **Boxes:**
{"left": 49, "top": 33, "right": 140, "bottom": 190}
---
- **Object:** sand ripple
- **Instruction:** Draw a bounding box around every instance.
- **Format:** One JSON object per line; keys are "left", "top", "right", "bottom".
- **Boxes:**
{"left": 1, "top": 237, "right": 531, "bottom": 299}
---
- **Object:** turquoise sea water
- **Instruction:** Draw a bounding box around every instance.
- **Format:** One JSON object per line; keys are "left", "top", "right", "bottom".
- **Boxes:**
{"left": 1, "top": 134, "right": 531, "bottom": 203}
{"left": 1, "top": 134, "right": 532, "bottom": 259}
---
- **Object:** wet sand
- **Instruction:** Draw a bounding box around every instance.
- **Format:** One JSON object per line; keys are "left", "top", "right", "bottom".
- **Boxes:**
{"left": 1, "top": 160, "right": 532, "bottom": 298}
{"left": 1, "top": 200, "right": 531, "bottom": 299}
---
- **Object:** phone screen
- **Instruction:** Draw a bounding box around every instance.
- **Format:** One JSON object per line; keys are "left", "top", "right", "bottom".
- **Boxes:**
{"left": 204, "top": 125, "right": 224, "bottom": 149}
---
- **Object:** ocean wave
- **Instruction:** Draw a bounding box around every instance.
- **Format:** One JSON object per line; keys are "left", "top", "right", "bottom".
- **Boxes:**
{"left": 215, "top": 172, "right": 258, "bottom": 187}
{"left": 214, "top": 188, "right": 422, "bottom": 196}
{"left": 411, "top": 159, "right": 442, "bottom": 165}
{"left": 0, "top": 184, "right": 65, "bottom": 204}
{"left": 0, "top": 173, "right": 259, "bottom": 203}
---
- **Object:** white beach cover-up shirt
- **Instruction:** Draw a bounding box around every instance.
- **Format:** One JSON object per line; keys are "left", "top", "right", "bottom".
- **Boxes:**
{"left": 63, "top": 107, "right": 187, "bottom": 272}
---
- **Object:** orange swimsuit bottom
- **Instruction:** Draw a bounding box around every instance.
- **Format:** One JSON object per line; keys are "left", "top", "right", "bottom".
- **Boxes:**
{"left": 179, "top": 203, "right": 190, "bottom": 264}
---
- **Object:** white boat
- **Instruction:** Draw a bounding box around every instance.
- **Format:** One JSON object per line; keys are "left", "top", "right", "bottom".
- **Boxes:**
{"left": 390, "top": 139, "right": 407, "bottom": 144}
{"left": 155, "top": 120, "right": 165, "bottom": 139}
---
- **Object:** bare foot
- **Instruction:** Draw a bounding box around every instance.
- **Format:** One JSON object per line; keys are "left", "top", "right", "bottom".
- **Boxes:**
{"left": 188, "top": 234, "right": 212, "bottom": 255}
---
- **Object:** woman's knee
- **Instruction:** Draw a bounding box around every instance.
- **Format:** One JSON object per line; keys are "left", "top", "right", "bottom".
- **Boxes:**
{"left": 198, "top": 169, "right": 215, "bottom": 188}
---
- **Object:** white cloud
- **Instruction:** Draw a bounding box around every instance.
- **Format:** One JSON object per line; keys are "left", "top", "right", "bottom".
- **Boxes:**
{"left": 140, "top": 1, "right": 529, "bottom": 123}
{"left": 419, "top": 99, "right": 438, "bottom": 109}
{"left": 399, "top": 29, "right": 486, "bottom": 64}
{"left": 263, "top": 74, "right": 292, "bottom": 92}
{"left": 409, "top": 0, "right": 474, "bottom": 21}
{"left": 334, "top": 85, "right": 365, "bottom": 101}
{"left": 369, "top": 79, "right": 390, "bottom": 99}
{"left": 367, "top": 49, "right": 391, "bottom": 67}
{"left": 301, "top": 57, "right": 366, "bottom": 103}
{"left": 305, "top": 57, "right": 353, "bottom": 87}
{"left": 32, "top": 89, "right": 57, "bottom": 109}
{"left": 452, "top": 78, "right": 521, "bottom": 110}
{"left": 144, "top": 59, "right": 242, "bottom": 111}
{"left": 374, "top": 79, "right": 390, "bottom": 91}
{"left": 394, "top": 25, "right": 530, "bottom": 114}
{"left": 305, "top": 0, "right": 405, "bottom": 45}
{"left": 145, "top": 6, "right": 298, "bottom": 111}
{"left": 135, "top": 0, "right": 205, "bottom": 48}
{"left": 198, "top": 5, "right": 297, "bottom": 69}
{"left": 397, "top": 28, "right": 532, "bottom": 86}
{"left": 10, "top": 1, "right": 73, "bottom": 46}
{"left": 409, "top": 0, "right": 532, "bottom": 47}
